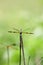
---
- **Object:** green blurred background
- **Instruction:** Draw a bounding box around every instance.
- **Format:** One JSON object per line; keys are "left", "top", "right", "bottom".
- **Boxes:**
{"left": 0, "top": 0, "right": 43, "bottom": 65}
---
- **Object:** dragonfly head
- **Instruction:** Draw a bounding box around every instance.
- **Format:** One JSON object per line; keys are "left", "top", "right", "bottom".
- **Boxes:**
{"left": 20, "top": 29, "right": 22, "bottom": 34}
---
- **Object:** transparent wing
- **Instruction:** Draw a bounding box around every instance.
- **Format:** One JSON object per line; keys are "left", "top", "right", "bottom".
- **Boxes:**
{"left": 8, "top": 31, "right": 19, "bottom": 33}
{"left": 13, "top": 27, "right": 20, "bottom": 32}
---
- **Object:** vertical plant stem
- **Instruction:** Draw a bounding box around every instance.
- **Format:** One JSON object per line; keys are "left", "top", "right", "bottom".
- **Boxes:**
{"left": 7, "top": 46, "right": 9, "bottom": 65}
{"left": 19, "top": 42, "right": 21, "bottom": 65}
{"left": 22, "top": 42, "right": 26, "bottom": 65}
{"left": 28, "top": 56, "right": 30, "bottom": 65}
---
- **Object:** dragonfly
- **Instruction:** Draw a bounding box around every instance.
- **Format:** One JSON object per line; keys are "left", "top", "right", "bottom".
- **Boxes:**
{"left": 8, "top": 27, "right": 33, "bottom": 65}
{"left": 0, "top": 43, "right": 17, "bottom": 65}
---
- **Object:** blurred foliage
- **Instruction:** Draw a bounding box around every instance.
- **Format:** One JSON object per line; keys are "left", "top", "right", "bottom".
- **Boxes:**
{"left": 0, "top": 0, "right": 43, "bottom": 65}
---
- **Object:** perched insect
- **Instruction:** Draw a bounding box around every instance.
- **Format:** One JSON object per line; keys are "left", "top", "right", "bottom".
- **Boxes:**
{"left": 8, "top": 27, "right": 33, "bottom": 65}
{"left": 0, "top": 43, "right": 17, "bottom": 65}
